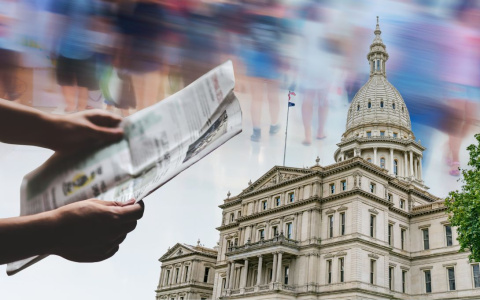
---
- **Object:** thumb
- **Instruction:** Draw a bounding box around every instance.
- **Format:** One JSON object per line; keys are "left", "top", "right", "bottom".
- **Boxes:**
{"left": 90, "top": 124, "right": 124, "bottom": 143}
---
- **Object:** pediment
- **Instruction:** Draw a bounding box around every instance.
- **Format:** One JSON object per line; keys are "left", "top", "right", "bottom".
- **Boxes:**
{"left": 240, "top": 166, "right": 312, "bottom": 195}
{"left": 160, "top": 243, "right": 195, "bottom": 261}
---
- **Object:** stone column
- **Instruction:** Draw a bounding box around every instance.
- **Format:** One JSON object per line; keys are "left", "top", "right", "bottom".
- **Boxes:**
{"left": 257, "top": 255, "right": 263, "bottom": 286}
{"left": 276, "top": 252, "right": 283, "bottom": 282}
{"left": 389, "top": 148, "right": 394, "bottom": 175}
{"left": 419, "top": 157, "right": 423, "bottom": 180}
{"left": 404, "top": 151, "right": 408, "bottom": 177}
{"left": 225, "top": 262, "right": 231, "bottom": 289}
{"left": 272, "top": 253, "right": 278, "bottom": 283}
{"left": 341, "top": 152, "right": 345, "bottom": 161}
{"left": 374, "top": 147, "right": 378, "bottom": 165}
{"left": 409, "top": 151, "right": 414, "bottom": 177}
{"left": 240, "top": 259, "right": 249, "bottom": 289}
{"left": 229, "top": 263, "right": 235, "bottom": 289}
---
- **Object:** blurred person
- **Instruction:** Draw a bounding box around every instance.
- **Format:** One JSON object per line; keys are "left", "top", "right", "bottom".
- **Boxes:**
{"left": 386, "top": 0, "right": 451, "bottom": 173}
{"left": 441, "top": 0, "right": 480, "bottom": 176}
{"left": 0, "top": 99, "right": 144, "bottom": 266}
{"left": 49, "top": 0, "right": 102, "bottom": 112}
{"left": 241, "top": 0, "right": 284, "bottom": 142}
{"left": 296, "top": 1, "right": 331, "bottom": 145}
{"left": 115, "top": 0, "right": 165, "bottom": 111}
{"left": 179, "top": 1, "right": 219, "bottom": 86}
{"left": 0, "top": 0, "right": 21, "bottom": 101}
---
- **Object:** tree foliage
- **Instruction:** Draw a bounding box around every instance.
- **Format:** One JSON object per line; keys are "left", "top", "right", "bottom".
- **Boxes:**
{"left": 445, "top": 134, "right": 480, "bottom": 261}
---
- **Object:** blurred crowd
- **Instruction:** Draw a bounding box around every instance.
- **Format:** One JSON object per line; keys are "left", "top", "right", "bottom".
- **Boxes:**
{"left": 0, "top": 0, "right": 479, "bottom": 176}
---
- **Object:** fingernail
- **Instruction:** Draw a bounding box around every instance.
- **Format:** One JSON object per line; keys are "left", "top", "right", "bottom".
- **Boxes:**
{"left": 124, "top": 198, "right": 136, "bottom": 205}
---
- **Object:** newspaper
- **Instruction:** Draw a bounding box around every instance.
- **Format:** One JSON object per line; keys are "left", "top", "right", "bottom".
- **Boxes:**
{"left": 7, "top": 61, "right": 242, "bottom": 275}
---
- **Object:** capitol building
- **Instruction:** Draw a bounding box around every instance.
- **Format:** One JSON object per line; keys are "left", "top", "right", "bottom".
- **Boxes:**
{"left": 155, "top": 20, "right": 480, "bottom": 300}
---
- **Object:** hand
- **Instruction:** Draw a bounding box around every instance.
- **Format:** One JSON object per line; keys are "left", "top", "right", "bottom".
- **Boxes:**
{"left": 47, "top": 110, "right": 124, "bottom": 154}
{"left": 49, "top": 199, "right": 144, "bottom": 262}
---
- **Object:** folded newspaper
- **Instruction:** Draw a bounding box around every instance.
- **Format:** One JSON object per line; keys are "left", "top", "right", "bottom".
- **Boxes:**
{"left": 7, "top": 61, "right": 242, "bottom": 275}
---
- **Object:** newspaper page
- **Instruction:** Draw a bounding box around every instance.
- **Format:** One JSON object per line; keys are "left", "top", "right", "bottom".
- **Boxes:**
{"left": 7, "top": 61, "right": 242, "bottom": 275}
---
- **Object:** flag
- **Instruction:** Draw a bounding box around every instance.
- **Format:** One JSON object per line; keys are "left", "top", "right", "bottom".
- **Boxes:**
{"left": 288, "top": 90, "right": 296, "bottom": 107}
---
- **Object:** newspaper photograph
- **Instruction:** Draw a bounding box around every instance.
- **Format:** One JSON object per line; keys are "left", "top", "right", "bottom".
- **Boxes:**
{"left": 7, "top": 60, "right": 242, "bottom": 275}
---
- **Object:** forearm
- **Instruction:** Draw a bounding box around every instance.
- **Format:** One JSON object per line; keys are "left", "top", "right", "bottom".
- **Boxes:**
{"left": 0, "top": 211, "right": 57, "bottom": 265}
{"left": 0, "top": 99, "right": 59, "bottom": 148}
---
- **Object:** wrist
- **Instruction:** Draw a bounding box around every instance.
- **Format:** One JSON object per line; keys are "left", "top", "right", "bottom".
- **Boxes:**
{"left": 36, "top": 209, "right": 63, "bottom": 256}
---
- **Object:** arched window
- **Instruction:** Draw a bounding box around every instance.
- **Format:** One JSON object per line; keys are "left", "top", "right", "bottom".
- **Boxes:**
{"left": 394, "top": 159, "right": 398, "bottom": 175}
{"left": 392, "top": 103, "right": 396, "bottom": 109}
{"left": 367, "top": 158, "right": 372, "bottom": 163}
{"left": 357, "top": 105, "right": 360, "bottom": 111}
{"left": 368, "top": 102, "right": 372, "bottom": 108}
{"left": 230, "top": 213, "right": 234, "bottom": 222}
{"left": 380, "top": 101, "right": 384, "bottom": 108}
{"left": 376, "top": 60, "right": 380, "bottom": 71}
{"left": 380, "top": 157, "right": 385, "bottom": 168}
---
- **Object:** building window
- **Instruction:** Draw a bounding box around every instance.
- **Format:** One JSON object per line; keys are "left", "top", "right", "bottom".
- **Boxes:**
{"left": 204, "top": 267, "right": 210, "bottom": 283}
{"left": 275, "top": 196, "right": 281, "bottom": 207}
{"left": 370, "top": 215, "right": 376, "bottom": 238}
{"left": 237, "top": 211, "right": 241, "bottom": 218}
{"left": 341, "top": 180, "right": 347, "bottom": 191}
{"left": 234, "top": 238, "right": 238, "bottom": 246}
{"left": 340, "top": 212, "right": 346, "bottom": 236}
{"left": 370, "top": 183, "right": 376, "bottom": 193}
{"left": 393, "top": 132, "right": 398, "bottom": 138}
{"left": 380, "top": 131, "right": 385, "bottom": 136}
{"left": 402, "top": 270, "right": 407, "bottom": 293}
{"left": 367, "top": 158, "right": 372, "bottom": 163}
{"left": 262, "top": 200, "right": 267, "bottom": 210}
{"left": 175, "top": 268, "right": 180, "bottom": 283}
{"left": 400, "top": 199, "right": 405, "bottom": 209}
{"left": 388, "top": 224, "right": 393, "bottom": 246}
{"left": 394, "top": 159, "right": 398, "bottom": 175}
{"left": 269, "top": 268, "right": 273, "bottom": 282}
{"left": 166, "top": 269, "right": 170, "bottom": 285}
{"left": 329, "top": 215, "right": 334, "bottom": 238}
{"left": 376, "top": 59, "right": 380, "bottom": 71}
{"left": 357, "top": 104, "right": 360, "bottom": 111}
{"left": 370, "top": 260, "right": 376, "bottom": 284}
{"left": 388, "top": 193, "right": 392, "bottom": 201}
{"left": 367, "top": 131, "right": 372, "bottom": 137}
{"left": 392, "top": 103, "right": 396, "bottom": 109}
{"left": 272, "top": 226, "right": 278, "bottom": 237}
{"left": 339, "top": 257, "right": 345, "bottom": 282}
{"left": 327, "top": 260, "right": 332, "bottom": 284}
{"left": 286, "top": 223, "right": 293, "bottom": 239}
{"left": 184, "top": 266, "right": 189, "bottom": 282}
{"left": 180, "top": 297, "right": 184, "bottom": 300}
{"left": 447, "top": 267, "right": 456, "bottom": 291}
{"left": 473, "top": 264, "right": 480, "bottom": 288}
{"left": 424, "top": 270, "right": 432, "bottom": 293}
{"left": 401, "top": 229, "right": 406, "bottom": 250}
{"left": 288, "top": 192, "right": 294, "bottom": 203}
{"left": 422, "top": 228, "right": 430, "bottom": 250}
{"left": 380, "top": 101, "right": 384, "bottom": 108}
{"left": 230, "top": 213, "right": 234, "bottom": 222}
{"left": 368, "top": 101, "right": 372, "bottom": 108}
{"left": 445, "top": 225, "right": 453, "bottom": 246}
{"left": 330, "top": 183, "right": 335, "bottom": 194}
{"left": 284, "top": 266, "right": 289, "bottom": 285}
{"left": 389, "top": 266, "right": 394, "bottom": 290}
{"left": 380, "top": 157, "right": 385, "bottom": 168}
{"left": 259, "top": 229, "right": 265, "bottom": 240}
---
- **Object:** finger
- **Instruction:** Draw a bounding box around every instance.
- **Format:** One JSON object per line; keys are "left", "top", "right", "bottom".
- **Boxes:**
{"left": 120, "top": 221, "right": 137, "bottom": 234}
{"left": 117, "top": 202, "right": 145, "bottom": 222}
{"left": 112, "top": 234, "right": 128, "bottom": 246}
{"left": 86, "top": 110, "right": 123, "bottom": 127}
{"left": 90, "top": 124, "right": 124, "bottom": 143}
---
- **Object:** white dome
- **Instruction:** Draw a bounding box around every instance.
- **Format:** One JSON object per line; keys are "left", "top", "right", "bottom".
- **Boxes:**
{"left": 346, "top": 75, "right": 412, "bottom": 133}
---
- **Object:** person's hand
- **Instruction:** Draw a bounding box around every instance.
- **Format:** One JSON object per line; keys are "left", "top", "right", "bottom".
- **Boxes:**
{"left": 48, "top": 199, "right": 144, "bottom": 262}
{"left": 47, "top": 110, "right": 124, "bottom": 154}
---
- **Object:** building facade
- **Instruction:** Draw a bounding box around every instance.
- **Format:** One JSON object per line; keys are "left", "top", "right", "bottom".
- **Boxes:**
{"left": 156, "top": 242, "right": 217, "bottom": 300}
{"left": 157, "top": 20, "right": 480, "bottom": 300}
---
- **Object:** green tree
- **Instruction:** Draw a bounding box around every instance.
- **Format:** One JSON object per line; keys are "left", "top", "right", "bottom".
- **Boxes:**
{"left": 445, "top": 134, "right": 480, "bottom": 261}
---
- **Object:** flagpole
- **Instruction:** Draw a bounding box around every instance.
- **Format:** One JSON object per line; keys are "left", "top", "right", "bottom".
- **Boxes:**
{"left": 283, "top": 103, "right": 290, "bottom": 166}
